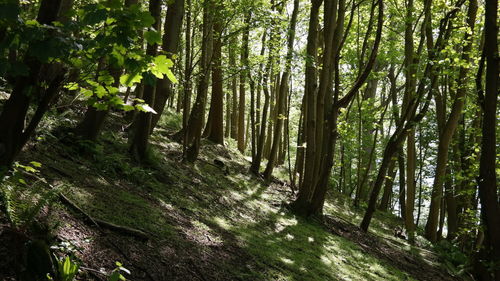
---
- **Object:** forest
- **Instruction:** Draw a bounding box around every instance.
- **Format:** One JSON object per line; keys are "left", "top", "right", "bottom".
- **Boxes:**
{"left": 0, "top": 0, "right": 498, "bottom": 280}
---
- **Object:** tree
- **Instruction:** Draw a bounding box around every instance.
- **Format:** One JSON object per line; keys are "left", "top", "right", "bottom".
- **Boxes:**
{"left": 262, "top": 0, "right": 299, "bottom": 181}
{"left": 0, "top": 0, "right": 64, "bottom": 176}
{"left": 361, "top": 0, "right": 465, "bottom": 232}
{"left": 424, "top": 0, "right": 478, "bottom": 242}
{"left": 293, "top": 0, "right": 383, "bottom": 217}
{"left": 237, "top": 12, "right": 251, "bottom": 153}
{"left": 203, "top": 0, "right": 224, "bottom": 144}
{"left": 184, "top": 0, "right": 214, "bottom": 162}
{"left": 475, "top": 0, "right": 500, "bottom": 278}
{"left": 150, "top": 0, "right": 185, "bottom": 131}
{"left": 129, "top": 0, "right": 162, "bottom": 161}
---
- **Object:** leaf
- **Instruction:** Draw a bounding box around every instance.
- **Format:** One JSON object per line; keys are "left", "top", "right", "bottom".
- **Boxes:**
{"left": 144, "top": 30, "right": 161, "bottom": 45}
{"left": 63, "top": 256, "right": 71, "bottom": 274}
{"left": 154, "top": 55, "right": 173, "bottom": 69}
{"left": 30, "top": 161, "right": 42, "bottom": 168}
{"left": 135, "top": 103, "right": 157, "bottom": 114}
{"left": 120, "top": 73, "right": 142, "bottom": 87}
{"left": 138, "top": 11, "right": 155, "bottom": 27}
{"left": 64, "top": 83, "right": 79, "bottom": 91}
{"left": 122, "top": 104, "right": 135, "bottom": 111}
{"left": 108, "top": 272, "right": 120, "bottom": 281}
{"left": 165, "top": 69, "right": 178, "bottom": 83}
{"left": 22, "top": 165, "right": 37, "bottom": 173}
{"left": 83, "top": 7, "right": 107, "bottom": 25}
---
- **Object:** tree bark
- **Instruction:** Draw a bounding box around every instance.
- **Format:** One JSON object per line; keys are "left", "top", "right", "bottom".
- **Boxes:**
{"left": 129, "top": 0, "right": 162, "bottom": 161}
{"left": 203, "top": 1, "right": 224, "bottom": 145}
{"left": 185, "top": 0, "right": 214, "bottom": 162}
{"left": 237, "top": 12, "right": 250, "bottom": 153}
{"left": 0, "top": 0, "right": 63, "bottom": 175}
{"left": 150, "top": 0, "right": 185, "bottom": 131}
{"left": 476, "top": 0, "right": 500, "bottom": 278}
{"left": 424, "top": 0, "right": 477, "bottom": 242}
{"left": 263, "top": 0, "right": 299, "bottom": 181}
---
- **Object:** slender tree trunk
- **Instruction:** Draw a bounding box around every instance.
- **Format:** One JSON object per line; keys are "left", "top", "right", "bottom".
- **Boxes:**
{"left": 249, "top": 41, "right": 273, "bottom": 175}
{"left": 379, "top": 157, "right": 396, "bottom": 211}
{"left": 361, "top": 0, "right": 461, "bottom": 232}
{"left": 290, "top": 0, "right": 321, "bottom": 212}
{"left": 229, "top": 36, "right": 238, "bottom": 140}
{"left": 476, "top": 0, "right": 500, "bottom": 278}
{"left": 403, "top": 0, "right": 417, "bottom": 242}
{"left": 150, "top": 0, "right": 185, "bottom": 131}
{"left": 424, "top": 0, "right": 477, "bottom": 242}
{"left": 0, "top": 0, "right": 63, "bottom": 175}
{"left": 263, "top": 0, "right": 299, "bottom": 181}
{"left": 129, "top": 0, "right": 162, "bottom": 161}
{"left": 182, "top": 0, "right": 192, "bottom": 156}
{"left": 237, "top": 12, "right": 250, "bottom": 153}
{"left": 185, "top": 0, "right": 214, "bottom": 162}
{"left": 203, "top": 1, "right": 224, "bottom": 145}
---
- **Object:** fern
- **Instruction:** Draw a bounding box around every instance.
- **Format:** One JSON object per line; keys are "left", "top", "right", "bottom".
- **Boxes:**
{"left": 0, "top": 164, "right": 58, "bottom": 229}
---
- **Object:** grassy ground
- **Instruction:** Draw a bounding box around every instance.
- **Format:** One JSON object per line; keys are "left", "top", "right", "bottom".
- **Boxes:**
{"left": 0, "top": 110, "right": 461, "bottom": 281}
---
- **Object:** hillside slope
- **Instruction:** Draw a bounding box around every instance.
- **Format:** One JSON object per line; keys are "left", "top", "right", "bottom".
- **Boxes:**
{"left": 0, "top": 111, "right": 460, "bottom": 281}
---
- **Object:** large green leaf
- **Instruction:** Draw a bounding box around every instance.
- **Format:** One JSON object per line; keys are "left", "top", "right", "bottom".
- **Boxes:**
{"left": 144, "top": 30, "right": 161, "bottom": 45}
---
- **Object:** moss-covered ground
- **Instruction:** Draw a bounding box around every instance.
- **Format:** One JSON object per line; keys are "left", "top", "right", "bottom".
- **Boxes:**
{"left": 0, "top": 110, "right": 461, "bottom": 281}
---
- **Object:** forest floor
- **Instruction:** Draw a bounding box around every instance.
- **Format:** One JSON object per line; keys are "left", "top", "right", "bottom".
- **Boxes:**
{"left": 0, "top": 110, "right": 464, "bottom": 281}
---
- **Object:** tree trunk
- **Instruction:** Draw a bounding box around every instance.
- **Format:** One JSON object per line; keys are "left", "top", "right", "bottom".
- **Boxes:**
{"left": 182, "top": 0, "right": 192, "bottom": 156}
{"left": 0, "top": 0, "right": 63, "bottom": 175}
{"left": 237, "top": 12, "right": 250, "bottom": 153}
{"left": 476, "top": 0, "right": 500, "bottom": 278}
{"left": 424, "top": 0, "right": 477, "bottom": 242}
{"left": 150, "top": 0, "right": 185, "bottom": 131}
{"left": 263, "top": 0, "right": 299, "bottom": 181}
{"left": 361, "top": 0, "right": 461, "bottom": 232}
{"left": 290, "top": 0, "right": 321, "bottom": 213}
{"left": 129, "top": 0, "right": 162, "bottom": 161}
{"left": 185, "top": 0, "right": 214, "bottom": 162}
{"left": 203, "top": 1, "right": 224, "bottom": 145}
{"left": 379, "top": 157, "right": 396, "bottom": 211}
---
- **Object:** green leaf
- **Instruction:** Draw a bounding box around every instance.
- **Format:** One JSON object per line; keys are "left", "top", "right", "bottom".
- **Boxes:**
{"left": 64, "top": 83, "right": 79, "bottom": 91}
{"left": 144, "top": 30, "right": 161, "bottom": 45}
{"left": 22, "top": 165, "right": 37, "bottom": 173}
{"left": 83, "top": 8, "right": 107, "bottom": 25}
{"left": 165, "top": 69, "right": 178, "bottom": 84}
{"left": 136, "top": 103, "right": 157, "bottom": 114}
{"left": 122, "top": 104, "right": 135, "bottom": 111}
{"left": 154, "top": 55, "right": 173, "bottom": 69}
{"left": 120, "top": 73, "right": 142, "bottom": 87}
{"left": 138, "top": 11, "right": 155, "bottom": 27}
{"left": 63, "top": 256, "right": 71, "bottom": 274}
{"left": 30, "top": 161, "right": 42, "bottom": 168}
{"left": 109, "top": 272, "right": 120, "bottom": 281}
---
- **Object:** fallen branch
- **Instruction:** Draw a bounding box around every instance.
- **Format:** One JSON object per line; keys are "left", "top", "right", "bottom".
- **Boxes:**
{"left": 57, "top": 191, "right": 149, "bottom": 241}
{"left": 22, "top": 173, "right": 151, "bottom": 241}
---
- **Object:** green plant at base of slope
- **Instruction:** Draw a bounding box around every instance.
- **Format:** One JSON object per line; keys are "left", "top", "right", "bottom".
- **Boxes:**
{"left": 46, "top": 256, "right": 80, "bottom": 281}
{"left": 108, "top": 261, "right": 130, "bottom": 281}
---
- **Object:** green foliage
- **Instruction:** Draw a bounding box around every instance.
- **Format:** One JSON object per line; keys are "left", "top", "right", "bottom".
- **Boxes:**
{"left": 0, "top": 162, "right": 58, "bottom": 229}
{"left": 47, "top": 256, "right": 80, "bottom": 281}
{"left": 434, "top": 240, "right": 470, "bottom": 277}
{"left": 108, "top": 262, "right": 130, "bottom": 281}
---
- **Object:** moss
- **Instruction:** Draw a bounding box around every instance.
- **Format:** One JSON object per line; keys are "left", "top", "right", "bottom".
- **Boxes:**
{"left": 12, "top": 116, "right": 450, "bottom": 281}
